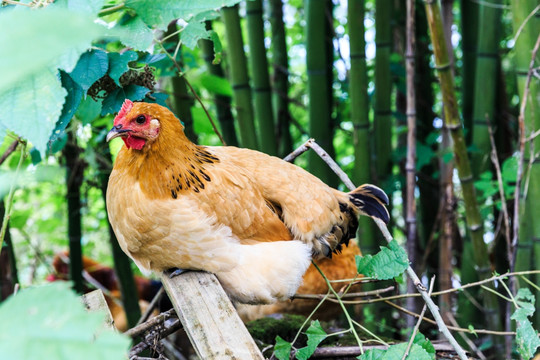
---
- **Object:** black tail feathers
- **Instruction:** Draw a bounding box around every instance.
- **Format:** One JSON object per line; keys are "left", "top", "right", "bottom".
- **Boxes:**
{"left": 349, "top": 184, "right": 390, "bottom": 224}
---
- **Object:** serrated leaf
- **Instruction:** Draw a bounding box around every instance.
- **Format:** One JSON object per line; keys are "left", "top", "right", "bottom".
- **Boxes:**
{"left": 115, "top": 15, "right": 154, "bottom": 51}
{"left": 70, "top": 49, "right": 109, "bottom": 93}
{"left": 0, "top": 69, "right": 67, "bottom": 155}
{"left": 295, "top": 320, "right": 327, "bottom": 360}
{"left": 512, "top": 288, "right": 536, "bottom": 322}
{"left": 385, "top": 343, "right": 433, "bottom": 360}
{"left": 358, "top": 349, "right": 385, "bottom": 360}
{"left": 46, "top": 71, "right": 84, "bottom": 152}
{"left": 108, "top": 51, "right": 138, "bottom": 86}
{"left": 181, "top": 20, "right": 212, "bottom": 49}
{"left": 515, "top": 319, "right": 540, "bottom": 359}
{"left": 356, "top": 240, "right": 409, "bottom": 280}
{"left": 0, "top": 8, "right": 105, "bottom": 93}
{"left": 126, "top": 0, "right": 242, "bottom": 29}
{"left": 0, "top": 282, "right": 130, "bottom": 360}
{"left": 76, "top": 97, "right": 103, "bottom": 125}
{"left": 101, "top": 85, "right": 150, "bottom": 116}
{"left": 274, "top": 336, "right": 292, "bottom": 360}
{"left": 413, "top": 333, "right": 436, "bottom": 360}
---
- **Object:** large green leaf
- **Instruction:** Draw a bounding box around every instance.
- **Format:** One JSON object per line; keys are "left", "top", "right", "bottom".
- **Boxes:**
{"left": 0, "top": 282, "right": 130, "bottom": 360}
{"left": 108, "top": 51, "right": 138, "bottom": 86}
{"left": 273, "top": 336, "right": 292, "bottom": 360}
{"left": 356, "top": 240, "right": 409, "bottom": 280}
{"left": 181, "top": 20, "right": 212, "bottom": 49}
{"left": 359, "top": 343, "right": 432, "bottom": 360}
{"left": 125, "top": 0, "right": 242, "bottom": 29}
{"left": 512, "top": 289, "right": 540, "bottom": 359}
{"left": 70, "top": 49, "right": 109, "bottom": 93}
{"left": 115, "top": 14, "right": 154, "bottom": 51}
{"left": 295, "top": 320, "right": 327, "bottom": 360}
{"left": 0, "top": 8, "right": 105, "bottom": 94}
{"left": 0, "top": 69, "right": 67, "bottom": 155}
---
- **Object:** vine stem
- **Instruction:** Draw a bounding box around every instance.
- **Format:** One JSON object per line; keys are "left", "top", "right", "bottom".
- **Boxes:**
{"left": 0, "top": 140, "right": 26, "bottom": 251}
{"left": 312, "top": 262, "right": 364, "bottom": 354}
{"left": 155, "top": 39, "right": 227, "bottom": 146}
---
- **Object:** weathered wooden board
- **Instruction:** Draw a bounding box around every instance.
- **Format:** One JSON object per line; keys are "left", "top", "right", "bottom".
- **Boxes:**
{"left": 81, "top": 289, "right": 115, "bottom": 330}
{"left": 161, "top": 271, "right": 264, "bottom": 360}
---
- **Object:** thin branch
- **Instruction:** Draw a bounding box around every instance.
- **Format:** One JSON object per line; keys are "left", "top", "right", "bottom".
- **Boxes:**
{"left": 291, "top": 285, "right": 395, "bottom": 300}
{"left": 512, "top": 4, "right": 540, "bottom": 45}
{"left": 155, "top": 40, "right": 227, "bottom": 145}
{"left": 1, "top": 0, "right": 32, "bottom": 6}
{"left": 512, "top": 33, "right": 540, "bottom": 258}
{"left": 383, "top": 299, "right": 515, "bottom": 336}
{"left": 126, "top": 308, "right": 176, "bottom": 338}
{"left": 136, "top": 286, "right": 165, "bottom": 325}
{"left": 401, "top": 277, "right": 434, "bottom": 360}
{"left": 128, "top": 317, "right": 182, "bottom": 357}
{"left": 0, "top": 140, "right": 18, "bottom": 166}
{"left": 98, "top": 2, "right": 125, "bottom": 16}
{"left": 446, "top": 313, "right": 487, "bottom": 360}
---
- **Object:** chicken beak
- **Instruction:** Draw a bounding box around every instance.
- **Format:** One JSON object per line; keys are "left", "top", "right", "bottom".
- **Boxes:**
{"left": 106, "top": 125, "right": 131, "bottom": 142}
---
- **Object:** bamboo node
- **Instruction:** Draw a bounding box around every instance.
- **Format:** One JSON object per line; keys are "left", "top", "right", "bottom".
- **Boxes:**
{"left": 434, "top": 61, "right": 452, "bottom": 71}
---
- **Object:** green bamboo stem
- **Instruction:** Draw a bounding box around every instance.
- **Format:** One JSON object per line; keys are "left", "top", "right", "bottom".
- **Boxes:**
{"left": 268, "top": 0, "right": 293, "bottom": 157}
{"left": 423, "top": 0, "right": 502, "bottom": 335}
{"left": 348, "top": 0, "right": 377, "bottom": 249}
{"left": 374, "top": 0, "right": 393, "bottom": 185}
{"left": 246, "top": 0, "right": 278, "bottom": 155}
{"left": 64, "top": 131, "right": 84, "bottom": 294}
{"left": 471, "top": 0, "right": 502, "bottom": 176}
{"left": 459, "top": 0, "right": 479, "bottom": 145}
{"left": 306, "top": 0, "right": 336, "bottom": 186}
{"left": 512, "top": 2, "right": 540, "bottom": 327}
{"left": 199, "top": 23, "right": 239, "bottom": 147}
{"left": 221, "top": 5, "right": 259, "bottom": 150}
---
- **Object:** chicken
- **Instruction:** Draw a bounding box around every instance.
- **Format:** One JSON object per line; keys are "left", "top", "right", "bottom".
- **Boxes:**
{"left": 237, "top": 240, "right": 363, "bottom": 322}
{"left": 105, "top": 99, "right": 389, "bottom": 304}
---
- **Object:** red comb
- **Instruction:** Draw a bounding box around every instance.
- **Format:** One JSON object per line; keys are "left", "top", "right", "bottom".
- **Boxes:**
{"left": 114, "top": 99, "right": 134, "bottom": 125}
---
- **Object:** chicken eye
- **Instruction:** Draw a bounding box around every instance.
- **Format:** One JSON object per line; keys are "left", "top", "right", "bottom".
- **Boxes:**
{"left": 135, "top": 115, "right": 146, "bottom": 124}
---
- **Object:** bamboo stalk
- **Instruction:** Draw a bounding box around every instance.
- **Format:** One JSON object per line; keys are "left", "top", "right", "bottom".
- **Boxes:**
{"left": 199, "top": 22, "right": 239, "bottom": 147}
{"left": 246, "top": 0, "right": 278, "bottom": 155}
{"left": 405, "top": 0, "right": 418, "bottom": 332}
{"left": 306, "top": 0, "right": 336, "bottom": 186}
{"left": 471, "top": 0, "right": 503, "bottom": 175}
{"left": 221, "top": 5, "right": 259, "bottom": 150}
{"left": 423, "top": 0, "right": 502, "bottom": 336}
{"left": 348, "top": 0, "right": 378, "bottom": 252}
{"left": 269, "top": 0, "right": 293, "bottom": 157}
{"left": 374, "top": 0, "right": 393, "bottom": 185}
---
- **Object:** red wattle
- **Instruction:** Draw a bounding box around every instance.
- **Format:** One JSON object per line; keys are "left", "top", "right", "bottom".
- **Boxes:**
{"left": 123, "top": 135, "right": 146, "bottom": 150}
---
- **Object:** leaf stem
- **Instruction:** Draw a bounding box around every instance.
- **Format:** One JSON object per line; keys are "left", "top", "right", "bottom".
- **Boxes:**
{"left": 0, "top": 140, "right": 26, "bottom": 251}
{"left": 98, "top": 2, "right": 125, "bottom": 16}
{"left": 312, "top": 261, "right": 364, "bottom": 354}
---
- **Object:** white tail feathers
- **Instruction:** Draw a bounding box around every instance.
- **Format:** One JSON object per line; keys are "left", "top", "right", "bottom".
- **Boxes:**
{"left": 216, "top": 240, "right": 312, "bottom": 304}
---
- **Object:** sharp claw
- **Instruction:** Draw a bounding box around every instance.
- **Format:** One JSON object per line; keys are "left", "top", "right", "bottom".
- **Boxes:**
{"left": 167, "top": 268, "right": 189, "bottom": 278}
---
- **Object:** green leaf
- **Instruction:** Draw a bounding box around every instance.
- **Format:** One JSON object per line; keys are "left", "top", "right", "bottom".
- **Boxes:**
{"left": 181, "top": 20, "right": 212, "bottom": 49}
{"left": 512, "top": 288, "right": 536, "bottom": 322}
{"left": 0, "top": 166, "right": 63, "bottom": 198}
{"left": 295, "top": 320, "right": 327, "bottom": 360}
{"left": 108, "top": 51, "right": 138, "bottom": 86}
{"left": 356, "top": 240, "right": 409, "bottom": 280}
{"left": 358, "top": 349, "right": 385, "bottom": 360}
{"left": 145, "top": 93, "right": 170, "bottom": 108}
{"left": 0, "top": 282, "right": 130, "bottom": 360}
{"left": 76, "top": 97, "right": 103, "bottom": 125}
{"left": 413, "top": 333, "right": 436, "bottom": 360}
{"left": 274, "top": 336, "right": 292, "bottom": 360}
{"left": 115, "top": 15, "right": 154, "bottom": 51}
{"left": 199, "top": 73, "right": 232, "bottom": 96}
{"left": 209, "top": 30, "right": 223, "bottom": 64}
{"left": 101, "top": 85, "right": 149, "bottom": 116}
{"left": 416, "top": 142, "right": 434, "bottom": 171}
{"left": 70, "top": 49, "right": 109, "bottom": 93}
{"left": 125, "top": 0, "right": 242, "bottom": 29}
{"left": 385, "top": 343, "right": 432, "bottom": 360}
{"left": 0, "top": 69, "right": 67, "bottom": 155}
{"left": 515, "top": 318, "right": 540, "bottom": 359}
{"left": 0, "top": 8, "right": 105, "bottom": 94}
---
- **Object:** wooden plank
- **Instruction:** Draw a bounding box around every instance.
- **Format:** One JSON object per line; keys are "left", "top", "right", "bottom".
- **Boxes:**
{"left": 81, "top": 289, "right": 115, "bottom": 330}
{"left": 161, "top": 271, "right": 264, "bottom": 360}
